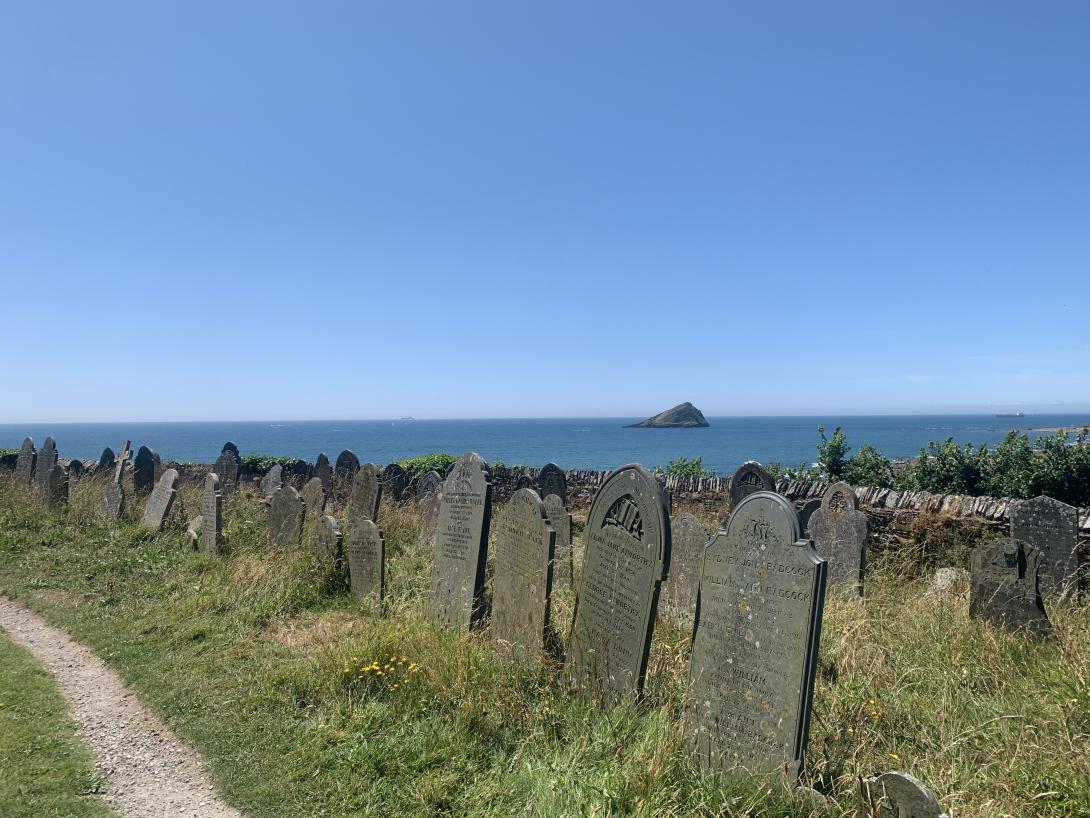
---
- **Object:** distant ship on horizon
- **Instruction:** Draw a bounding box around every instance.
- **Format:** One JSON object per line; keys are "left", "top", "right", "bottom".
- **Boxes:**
{"left": 996, "top": 411, "right": 1025, "bottom": 418}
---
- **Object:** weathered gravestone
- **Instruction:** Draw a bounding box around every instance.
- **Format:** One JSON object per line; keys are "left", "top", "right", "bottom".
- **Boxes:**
{"left": 42, "top": 464, "right": 69, "bottom": 509}
{"left": 260, "top": 464, "right": 283, "bottom": 498}
{"left": 345, "top": 518, "right": 384, "bottom": 614}
{"left": 313, "top": 514, "right": 342, "bottom": 567}
{"left": 99, "top": 482, "right": 124, "bottom": 521}
{"left": 515, "top": 472, "right": 534, "bottom": 491}
{"left": 417, "top": 470, "right": 442, "bottom": 503}
{"left": 858, "top": 771, "right": 951, "bottom": 818}
{"left": 112, "top": 441, "right": 132, "bottom": 485}
{"left": 687, "top": 491, "right": 826, "bottom": 781}
{"left": 66, "top": 459, "right": 85, "bottom": 479}
{"left": 1010, "top": 495, "right": 1080, "bottom": 596}
{"left": 797, "top": 499, "right": 821, "bottom": 537}
{"left": 346, "top": 464, "right": 383, "bottom": 533}
{"left": 335, "top": 450, "right": 360, "bottom": 480}
{"left": 301, "top": 478, "right": 327, "bottom": 543}
{"left": 34, "top": 437, "right": 59, "bottom": 489}
{"left": 312, "top": 453, "right": 334, "bottom": 494}
{"left": 969, "top": 537, "right": 1051, "bottom": 637}
{"left": 728, "top": 460, "right": 775, "bottom": 507}
{"left": 492, "top": 488, "right": 556, "bottom": 658}
{"left": 268, "top": 485, "right": 304, "bottom": 547}
{"left": 538, "top": 462, "right": 567, "bottom": 504}
{"left": 96, "top": 447, "right": 115, "bottom": 475}
{"left": 808, "top": 481, "right": 868, "bottom": 595}
{"left": 417, "top": 488, "right": 442, "bottom": 551}
{"left": 201, "top": 473, "right": 223, "bottom": 554}
{"left": 283, "top": 458, "right": 310, "bottom": 485}
{"left": 382, "top": 462, "right": 409, "bottom": 501}
{"left": 428, "top": 453, "right": 492, "bottom": 630}
{"left": 568, "top": 464, "right": 670, "bottom": 699}
{"left": 661, "top": 514, "right": 708, "bottom": 627}
{"left": 140, "top": 468, "right": 179, "bottom": 531}
{"left": 214, "top": 444, "right": 241, "bottom": 496}
{"left": 543, "top": 494, "right": 573, "bottom": 588}
{"left": 133, "top": 446, "right": 160, "bottom": 495}
{"left": 14, "top": 438, "right": 36, "bottom": 485}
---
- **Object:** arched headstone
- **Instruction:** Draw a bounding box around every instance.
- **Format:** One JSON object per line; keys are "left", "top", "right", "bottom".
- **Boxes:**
{"left": 313, "top": 515, "right": 342, "bottom": 566}
{"left": 858, "top": 771, "right": 951, "bottom": 818}
{"left": 335, "top": 450, "right": 361, "bottom": 480}
{"left": 346, "top": 518, "right": 384, "bottom": 615}
{"left": 301, "top": 477, "right": 327, "bottom": 543}
{"left": 133, "top": 446, "right": 160, "bottom": 495}
{"left": 42, "top": 464, "right": 69, "bottom": 509}
{"left": 140, "top": 468, "right": 178, "bottom": 531}
{"left": 268, "top": 485, "right": 304, "bottom": 547}
{"left": 1010, "top": 496, "right": 1079, "bottom": 595}
{"left": 728, "top": 460, "right": 774, "bottom": 507}
{"left": 809, "top": 481, "right": 868, "bottom": 595}
{"left": 260, "top": 464, "right": 283, "bottom": 498}
{"left": 661, "top": 514, "right": 708, "bottom": 627}
{"left": 214, "top": 444, "right": 241, "bottom": 496}
{"left": 34, "top": 437, "right": 58, "bottom": 489}
{"left": 543, "top": 494, "right": 573, "bottom": 588}
{"left": 312, "top": 453, "right": 333, "bottom": 494}
{"left": 969, "top": 537, "right": 1051, "bottom": 637}
{"left": 417, "top": 470, "right": 442, "bottom": 503}
{"left": 96, "top": 447, "right": 116, "bottom": 474}
{"left": 14, "top": 438, "right": 36, "bottom": 485}
{"left": 99, "top": 482, "right": 124, "bottom": 521}
{"left": 66, "top": 459, "right": 85, "bottom": 479}
{"left": 201, "top": 473, "right": 223, "bottom": 554}
{"left": 797, "top": 499, "right": 821, "bottom": 537}
{"left": 382, "top": 463, "right": 409, "bottom": 501}
{"left": 492, "top": 488, "right": 556, "bottom": 659}
{"left": 346, "top": 464, "right": 382, "bottom": 536}
{"left": 538, "top": 463, "right": 567, "bottom": 504}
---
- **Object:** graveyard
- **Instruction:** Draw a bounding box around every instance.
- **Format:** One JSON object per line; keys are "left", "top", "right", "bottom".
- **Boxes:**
{"left": 1, "top": 442, "right": 1088, "bottom": 817}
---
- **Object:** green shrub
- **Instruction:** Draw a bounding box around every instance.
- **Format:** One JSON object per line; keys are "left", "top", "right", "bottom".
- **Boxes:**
{"left": 397, "top": 453, "right": 456, "bottom": 480}
{"left": 0, "top": 448, "right": 18, "bottom": 469}
{"left": 654, "top": 456, "right": 715, "bottom": 478}
{"left": 239, "top": 454, "right": 298, "bottom": 476}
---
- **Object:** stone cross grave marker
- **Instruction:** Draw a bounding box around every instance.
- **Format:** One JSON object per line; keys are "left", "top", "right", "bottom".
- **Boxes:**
{"left": 42, "top": 464, "right": 69, "bottom": 509}
{"left": 537, "top": 462, "right": 567, "bottom": 504}
{"left": 428, "top": 453, "right": 492, "bottom": 630}
{"left": 492, "top": 488, "right": 556, "bottom": 659}
{"left": 268, "top": 485, "right": 304, "bottom": 547}
{"left": 346, "top": 518, "right": 384, "bottom": 615}
{"left": 312, "top": 453, "right": 333, "bottom": 494}
{"left": 133, "top": 446, "right": 160, "bottom": 495}
{"left": 34, "top": 437, "right": 58, "bottom": 490}
{"left": 112, "top": 441, "right": 132, "bottom": 485}
{"left": 687, "top": 491, "right": 827, "bottom": 782}
{"left": 728, "top": 461, "right": 775, "bottom": 507}
{"left": 661, "top": 514, "right": 707, "bottom": 627}
{"left": 99, "top": 482, "right": 124, "bottom": 521}
{"left": 808, "top": 481, "right": 868, "bottom": 595}
{"left": 201, "top": 473, "right": 223, "bottom": 554}
{"left": 858, "top": 771, "right": 951, "bottom": 818}
{"left": 543, "top": 494, "right": 573, "bottom": 588}
{"left": 260, "top": 464, "right": 283, "bottom": 498}
{"left": 969, "top": 537, "right": 1051, "bottom": 637}
{"left": 214, "top": 443, "right": 241, "bottom": 496}
{"left": 382, "top": 462, "right": 409, "bottom": 501}
{"left": 1010, "top": 495, "right": 1080, "bottom": 596}
{"left": 140, "top": 468, "right": 179, "bottom": 531}
{"left": 346, "top": 464, "right": 383, "bottom": 536}
{"left": 568, "top": 464, "right": 670, "bottom": 700}
{"left": 14, "top": 438, "right": 36, "bottom": 485}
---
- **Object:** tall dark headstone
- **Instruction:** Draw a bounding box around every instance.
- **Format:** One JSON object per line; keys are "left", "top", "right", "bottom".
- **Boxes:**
{"left": 214, "top": 443, "right": 241, "bottom": 496}
{"left": 335, "top": 450, "right": 361, "bottom": 480}
{"left": 969, "top": 537, "right": 1051, "bottom": 637}
{"left": 417, "top": 470, "right": 442, "bottom": 503}
{"left": 268, "top": 485, "right": 304, "bottom": 547}
{"left": 797, "top": 499, "right": 821, "bottom": 537}
{"left": 382, "top": 462, "right": 409, "bottom": 501}
{"left": 140, "top": 468, "right": 178, "bottom": 531}
{"left": 133, "top": 446, "right": 160, "bottom": 495}
{"left": 661, "top": 514, "right": 707, "bottom": 627}
{"left": 492, "top": 488, "right": 556, "bottom": 658}
{"left": 14, "top": 438, "right": 36, "bottom": 485}
{"left": 428, "top": 453, "right": 493, "bottom": 630}
{"left": 34, "top": 437, "right": 58, "bottom": 489}
{"left": 260, "top": 464, "right": 283, "bottom": 498}
{"left": 1010, "top": 496, "right": 1080, "bottom": 595}
{"left": 858, "top": 771, "right": 951, "bottom": 818}
{"left": 42, "top": 464, "right": 69, "bottom": 509}
{"left": 687, "top": 491, "right": 826, "bottom": 782}
{"left": 543, "top": 494, "right": 573, "bottom": 588}
{"left": 312, "top": 453, "right": 334, "bottom": 494}
{"left": 537, "top": 463, "right": 568, "bottom": 504}
{"left": 346, "top": 464, "right": 383, "bottom": 535}
{"left": 568, "top": 464, "right": 670, "bottom": 700}
{"left": 66, "top": 459, "right": 85, "bottom": 479}
{"left": 345, "top": 518, "right": 384, "bottom": 615}
{"left": 728, "top": 461, "right": 774, "bottom": 507}
{"left": 808, "top": 481, "right": 868, "bottom": 595}
{"left": 96, "top": 447, "right": 116, "bottom": 475}
{"left": 301, "top": 477, "right": 327, "bottom": 543}
{"left": 221, "top": 441, "right": 240, "bottom": 458}
{"left": 201, "top": 473, "right": 223, "bottom": 554}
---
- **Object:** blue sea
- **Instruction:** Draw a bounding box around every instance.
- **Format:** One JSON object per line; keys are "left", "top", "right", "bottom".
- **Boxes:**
{"left": 2, "top": 415, "right": 1087, "bottom": 476}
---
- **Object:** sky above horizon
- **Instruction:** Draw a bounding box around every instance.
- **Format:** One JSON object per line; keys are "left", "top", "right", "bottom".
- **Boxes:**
{"left": 2, "top": 2, "right": 1088, "bottom": 423}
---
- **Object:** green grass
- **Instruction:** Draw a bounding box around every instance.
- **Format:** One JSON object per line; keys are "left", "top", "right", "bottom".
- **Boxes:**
{"left": 0, "top": 477, "right": 1088, "bottom": 817}
{"left": 0, "top": 630, "right": 116, "bottom": 818}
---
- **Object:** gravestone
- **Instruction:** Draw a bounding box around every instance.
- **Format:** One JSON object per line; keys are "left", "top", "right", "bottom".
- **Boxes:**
{"left": 687, "top": 491, "right": 827, "bottom": 781}
{"left": 133, "top": 446, "right": 160, "bottom": 495}
{"left": 66, "top": 459, "right": 85, "bottom": 479}
{"left": 283, "top": 458, "right": 310, "bottom": 484}
{"left": 661, "top": 514, "right": 707, "bottom": 627}
{"left": 346, "top": 464, "right": 383, "bottom": 535}
{"left": 797, "top": 499, "right": 821, "bottom": 537}
{"left": 186, "top": 515, "right": 203, "bottom": 546}
{"left": 313, "top": 515, "right": 342, "bottom": 567}
{"left": 201, "top": 473, "right": 223, "bottom": 554}
{"left": 808, "top": 481, "right": 868, "bottom": 595}
{"left": 260, "top": 463, "right": 283, "bottom": 497}
{"left": 140, "top": 468, "right": 179, "bottom": 531}
{"left": 112, "top": 441, "right": 132, "bottom": 485}
{"left": 34, "top": 437, "right": 58, "bottom": 489}
{"left": 969, "top": 537, "right": 1051, "bottom": 637}
{"left": 543, "top": 494, "right": 573, "bottom": 588}
{"left": 515, "top": 472, "right": 534, "bottom": 491}
{"left": 268, "top": 485, "right": 304, "bottom": 547}
{"left": 728, "top": 461, "right": 775, "bottom": 507}
{"left": 382, "top": 463, "right": 409, "bottom": 501}
{"left": 96, "top": 447, "right": 116, "bottom": 474}
{"left": 14, "top": 438, "right": 36, "bottom": 485}
{"left": 1010, "top": 496, "right": 1080, "bottom": 595}
{"left": 417, "top": 488, "right": 443, "bottom": 551}
{"left": 568, "top": 464, "right": 670, "bottom": 699}
{"left": 538, "top": 462, "right": 567, "bottom": 504}
{"left": 428, "top": 453, "right": 493, "bottom": 630}
{"left": 492, "top": 488, "right": 556, "bottom": 658}
{"left": 417, "top": 470, "right": 442, "bottom": 503}
{"left": 214, "top": 444, "right": 241, "bottom": 496}
{"left": 42, "top": 464, "right": 68, "bottom": 509}
{"left": 312, "top": 453, "right": 334, "bottom": 494}
{"left": 335, "top": 450, "right": 360, "bottom": 480}
{"left": 301, "top": 477, "right": 327, "bottom": 542}
{"left": 345, "top": 518, "right": 384, "bottom": 614}
{"left": 858, "top": 771, "right": 950, "bottom": 818}
{"left": 99, "top": 482, "right": 125, "bottom": 521}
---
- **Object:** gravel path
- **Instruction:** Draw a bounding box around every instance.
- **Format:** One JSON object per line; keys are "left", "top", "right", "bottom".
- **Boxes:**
{"left": 0, "top": 595, "right": 246, "bottom": 818}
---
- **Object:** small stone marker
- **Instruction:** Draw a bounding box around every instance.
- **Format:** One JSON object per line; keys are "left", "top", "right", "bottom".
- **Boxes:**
{"left": 382, "top": 462, "right": 409, "bottom": 501}
{"left": 346, "top": 464, "right": 383, "bottom": 535}
{"left": 260, "top": 464, "right": 283, "bottom": 497}
{"left": 428, "top": 453, "right": 493, "bottom": 630}
{"left": 492, "top": 488, "right": 556, "bottom": 658}
{"left": 140, "top": 468, "right": 179, "bottom": 531}
{"left": 543, "top": 494, "right": 573, "bottom": 588}
{"left": 213, "top": 444, "right": 241, "bottom": 496}
{"left": 335, "top": 450, "right": 360, "bottom": 480}
{"left": 345, "top": 518, "right": 384, "bottom": 614}
{"left": 809, "top": 481, "right": 868, "bottom": 595}
{"left": 728, "top": 460, "right": 775, "bottom": 507}
{"left": 112, "top": 441, "right": 132, "bottom": 485}
{"left": 201, "top": 473, "right": 223, "bottom": 554}
{"left": 14, "top": 437, "right": 36, "bottom": 485}
{"left": 312, "top": 453, "right": 334, "bottom": 494}
{"left": 687, "top": 491, "right": 827, "bottom": 781}
{"left": 96, "top": 447, "right": 115, "bottom": 474}
{"left": 313, "top": 515, "right": 342, "bottom": 567}
{"left": 42, "top": 464, "right": 69, "bottom": 509}
{"left": 661, "top": 514, "right": 707, "bottom": 627}
{"left": 1010, "top": 495, "right": 1080, "bottom": 595}
{"left": 568, "top": 464, "right": 670, "bottom": 699}
{"left": 34, "top": 437, "right": 59, "bottom": 489}
{"left": 133, "top": 446, "right": 160, "bottom": 495}
{"left": 538, "top": 462, "right": 567, "bottom": 503}
{"left": 301, "top": 477, "right": 327, "bottom": 542}
{"left": 186, "top": 515, "right": 203, "bottom": 546}
{"left": 67, "top": 459, "right": 85, "bottom": 479}
{"left": 99, "top": 482, "right": 125, "bottom": 521}
{"left": 969, "top": 537, "right": 1051, "bottom": 637}
{"left": 797, "top": 499, "right": 821, "bottom": 536}
{"left": 858, "top": 771, "right": 951, "bottom": 818}
{"left": 268, "top": 485, "right": 304, "bottom": 547}
{"left": 417, "top": 470, "right": 442, "bottom": 502}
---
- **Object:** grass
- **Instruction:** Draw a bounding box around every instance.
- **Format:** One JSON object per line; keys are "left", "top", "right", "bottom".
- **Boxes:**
{"left": 0, "top": 629, "right": 116, "bottom": 818}
{"left": 0, "top": 476, "right": 1088, "bottom": 817}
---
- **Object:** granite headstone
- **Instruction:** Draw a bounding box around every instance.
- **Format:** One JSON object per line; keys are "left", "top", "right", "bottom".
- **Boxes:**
{"left": 14, "top": 438, "right": 36, "bottom": 485}
{"left": 301, "top": 477, "right": 327, "bottom": 542}
{"left": 312, "top": 453, "right": 334, "bottom": 494}
{"left": 34, "top": 437, "right": 58, "bottom": 489}
{"left": 99, "top": 482, "right": 125, "bottom": 521}
{"left": 345, "top": 518, "right": 384, "bottom": 614}
{"left": 260, "top": 464, "right": 283, "bottom": 498}
{"left": 133, "top": 446, "right": 160, "bottom": 495}
{"left": 140, "top": 468, "right": 178, "bottom": 531}
{"left": 268, "top": 485, "right": 304, "bottom": 547}
{"left": 214, "top": 444, "right": 241, "bottom": 496}
{"left": 661, "top": 514, "right": 707, "bottom": 627}
{"left": 492, "top": 488, "right": 556, "bottom": 658}
{"left": 969, "top": 537, "right": 1051, "bottom": 637}
{"left": 543, "top": 494, "right": 573, "bottom": 588}
{"left": 538, "top": 462, "right": 568, "bottom": 504}
{"left": 728, "top": 461, "right": 775, "bottom": 507}
{"left": 382, "top": 462, "right": 409, "bottom": 502}
{"left": 808, "top": 481, "right": 868, "bottom": 595}
{"left": 201, "top": 472, "right": 223, "bottom": 554}
{"left": 1009, "top": 495, "right": 1080, "bottom": 596}
{"left": 42, "top": 464, "right": 69, "bottom": 509}
{"left": 346, "top": 464, "right": 382, "bottom": 534}
{"left": 858, "top": 771, "right": 951, "bottom": 818}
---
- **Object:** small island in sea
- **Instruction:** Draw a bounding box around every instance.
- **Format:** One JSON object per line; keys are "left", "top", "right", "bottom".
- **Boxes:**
{"left": 625, "top": 401, "right": 710, "bottom": 428}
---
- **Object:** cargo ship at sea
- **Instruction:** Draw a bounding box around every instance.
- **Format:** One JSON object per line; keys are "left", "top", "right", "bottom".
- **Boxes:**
{"left": 996, "top": 411, "right": 1025, "bottom": 418}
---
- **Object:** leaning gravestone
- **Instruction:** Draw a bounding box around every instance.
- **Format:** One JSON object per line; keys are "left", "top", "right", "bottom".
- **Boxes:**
{"left": 34, "top": 437, "right": 59, "bottom": 489}
{"left": 313, "top": 514, "right": 342, "bottom": 566}
{"left": 133, "top": 446, "right": 160, "bottom": 495}
{"left": 112, "top": 441, "right": 132, "bottom": 485}
{"left": 543, "top": 494, "right": 573, "bottom": 588}
{"left": 428, "top": 453, "right": 493, "bottom": 630}
{"left": 201, "top": 473, "right": 223, "bottom": 554}
{"left": 345, "top": 518, "right": 384, "bottom": 614}
{"left": 301, "top": 477, "right": 327, "bottom": 542}
{"left": 661, "top": 514, "right": 707, "bottom": 627}
{"left": 492, "top": 488, "right": 556, "bottom": 658}
{"left": 728, "top": 460, "right": 775, "bottom": 507}
{"left": 568, "top": 464, "right": 670, "bottom": 699}
{"left": 808, "top": 481, "right": 868, "bottom": 595}
{"left": 797, "top": 499, "right": 821, "bottom": 537}
{"left": 14, "top": 438, "right": 36, "bottom": 485}
{"left": 538, "top": 462, "right": 567, "bottom": 504}
{"left": 969, "top": 537, "right": 1051, "bottom": 637}
{"left": 268, "top": 485, "right": 304, "bottom": 547}
{"left": 96, "top": 447, "right": 115, "bottom": 474}
{"left": 260, "top": 464, "right": 283, "bottom": 498}
{"left": 858, "top": 771, "right": 951, "bottom": 818}
{"left": 99, "top": 482, "right": 124, "bottom": 521}
{"left": 1010, "top": 495, "right": 1080, "bottom": 596}
{"left": 140, "top": 468, "right": 179, "bottom": 531}
{"left": 312, "top": 453, "right": 334, "bottom": 494}
{"left": 687, "top": 491, "right": 827, "bottom": 782}
{"left": 42, "top": 464, "right": 69, "bottom": 509}
{"left": 214, "top": 444, "right": 241, "bottom": 496}
{"left": 417, "top": 470, "right": 442, "bottom": 503}
{"left": 382, "top": 462, "right": 409, "bottom": 501}
{"left": 346, "top": 464, "right": 383, "bottom": 534}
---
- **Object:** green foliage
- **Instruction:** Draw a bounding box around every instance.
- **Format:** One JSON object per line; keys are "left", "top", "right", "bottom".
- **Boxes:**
{"left": 766, "top": 461, "right": 822, "bottom": 481}
{"left": 816, "top": 425, "right": 850, "bottom": 479}
{"left": 239, "top": 454, "right": 298, "bottom": 476}
{"left": 653, "top": 455, "right": 715, "bottom": 478}
{"left": 397, "top": 452, "right": 456, "bottom": 480}
{"left": 842, "top": 445, "right": 895, "bottom": 489}
{"left": 0, "top": 449, "right": 18, "bottom": 469}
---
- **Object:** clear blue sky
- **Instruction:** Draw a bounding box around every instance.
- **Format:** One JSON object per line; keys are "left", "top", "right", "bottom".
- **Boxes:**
{"left": 2, "top": 2, "right": 1087, "bottom": 422}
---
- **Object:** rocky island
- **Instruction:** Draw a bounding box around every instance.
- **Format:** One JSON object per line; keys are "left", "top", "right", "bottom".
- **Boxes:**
{"left": 625, "top": 402, "right": 710, "bottom": 428}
